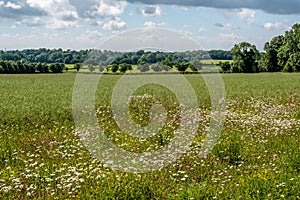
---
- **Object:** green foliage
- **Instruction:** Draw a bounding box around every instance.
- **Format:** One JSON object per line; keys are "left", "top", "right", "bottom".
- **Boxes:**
{"left": 74, "top": 63, "right": 82, "bottom": 72}
{"left": 119, "top": 63, "right": 132, "bottom": 73}
{"left": 277, "top": 23, "right": 300, "bottom": 70}
{"left": 150, "top": 63, "right": 163, "bottom": 72}
{"left": 282, "top": 62, "right": 294, "bottom": 73}
{"left": 110, "top": 64, "right": 119, "bottom": 73}
{"left": 231, "top": 42, "right": 260, "bottom": 73}
{"left": 220, "top": 61, "right": 231, "bottom": 73}
{"left": 88, "top": 65, "right": 95, "bottom": 72}
{"left": 99, "top": 65, "right": 105, "bottom": 72}
{"left": 49, "top": 63, "right": 64, "bottom": 73}
{"left": 190, "top": 59, "right": 203, "bottom": 71}
{"left": 137, "top": 63, "right": 150, "bottom": 72}
{"left": 262, "top": 35, "right": 284, "bottom": 72}
{"left": 175, "top": 62, "right": 191, "bottom": 72}
{"left": 288, "top": 52, "right": 300, "bottom": 72}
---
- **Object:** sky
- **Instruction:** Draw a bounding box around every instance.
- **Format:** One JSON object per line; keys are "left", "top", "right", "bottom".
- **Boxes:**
{"left": 0, "top": 0, "right": 299, "bottom": 51}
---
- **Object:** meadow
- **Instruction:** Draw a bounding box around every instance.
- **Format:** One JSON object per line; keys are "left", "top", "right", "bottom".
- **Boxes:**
{"left": 0, "top": 73, "right": 299, "bottom": 199}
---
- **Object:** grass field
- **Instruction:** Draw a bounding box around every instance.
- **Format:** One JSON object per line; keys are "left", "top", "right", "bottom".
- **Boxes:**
{"left": 0, "top": 73, "right": 299, "bottom": 199}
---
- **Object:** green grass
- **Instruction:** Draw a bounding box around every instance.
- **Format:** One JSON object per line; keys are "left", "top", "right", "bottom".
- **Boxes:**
{"left": 0, "top": 73, "right": 299, "bottom": 199}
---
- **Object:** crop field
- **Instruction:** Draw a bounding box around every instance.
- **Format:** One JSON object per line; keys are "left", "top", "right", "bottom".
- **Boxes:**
{"left": 0, "top": 73, "right": 299, "bottom": 199}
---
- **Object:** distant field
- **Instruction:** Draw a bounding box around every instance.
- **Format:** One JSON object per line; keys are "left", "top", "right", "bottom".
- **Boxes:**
{"left": 65, "top": 60, "right": 231, "bottom": 73}
{"left": 0, "top": 73, "right": 299, "bottom": 199}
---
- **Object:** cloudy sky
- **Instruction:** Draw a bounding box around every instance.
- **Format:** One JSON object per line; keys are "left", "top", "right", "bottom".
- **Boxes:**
{"left": 0, "top": 0, "right": 299, "bottom": 51}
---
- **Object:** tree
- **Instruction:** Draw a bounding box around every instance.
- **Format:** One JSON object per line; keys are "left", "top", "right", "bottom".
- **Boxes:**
{"left": 36, "top": 62, "right": 44, "bottom": 73}
{"left": 74, "top": 63, "right": 82, "bottom": 72}
{"left": 137, "top": 63, "right": 150, "bottom": 72}
{"left": 175, "top": 62, "right": 190, "bottom": 72}
{"left": 119, "top": 64, "right": 132, "bottom": 73}
{"left": 282, "top": 62, "right": 294, "bottom": 72}
{"left": 111, "top": 64, "right": 119, "bottom": 73}
{"left": 50, "top": 63, "right": 63, "bottom": 73}
{"left": 151, "top": 63, "right": 163, "bottom": 72}
{"left": 220, "top": 62, "right": 231, "bottom": 73}
{"left": 88, "top": 65, "right": 95, "bottom": 72}
{"left": 262, "top": 35, "right": 284, "bottom": 72}
{"left": 288, "top": 52, "right": 300, "bottom": 72}
{"left": 43, "top": 63, "right": 49, "bottom": 73}
{"left": 231, "top": 42, "right": 260, "bottom": 73}
{"left": 190, "top": 59, "right": 203, "bottom": 71}
{"left": 99, "top": 65, "right": 105, "bottom": 72}
{"left": 278, "top": 23, "right": 300, "bottom": 70}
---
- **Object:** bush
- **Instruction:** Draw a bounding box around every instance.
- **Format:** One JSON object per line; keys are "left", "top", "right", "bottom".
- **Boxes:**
{"left": 220, "top": 62, "right": 231, "bottom": 73}
{"left": 137, "top": 63, "right": 150, "bottom": 72}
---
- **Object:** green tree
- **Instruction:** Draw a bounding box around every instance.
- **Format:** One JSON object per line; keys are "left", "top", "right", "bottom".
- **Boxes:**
{"left": 190, "top": 59, "right": 203, "bottom": 71}
{"left": 99, "top": 65, "right": 105, "bottom": 72}
{"left": 36, "top": 62, "right": 44, "bottom": 73}
{"left": 119, "top": 64, "right": 132, "bottom": 73}
{"left": 288, "top": 52, "right": 300, "bottom": 72}
{"left": 111, "top": 64, "right": 119, "bottom": 73}
{"left": 88, "top": 65, "right": 95, "bottom": 72}
{"left": 137, "top": 63, "right": 150, "bottom": 72}
{"left": 220, "top": 62, "right": 231, "bottom": 73}
{"left": 278, "top": 23, "right": 300, "bottom": 70}
{"left": 151, "top": 63, "right": 163, "bottom": 72}
{"left": 74, "top": 63, "right": 82, "bottom": 72}
{"left": 175, "top": 62, "right": 190, "bottom": 72}
{"left": 231, "top": 42, "right": 260, "bottom": 73}
{"left": 50, "top": 63, "right": 63, "bottom": 73}
{"left": 262, "top": 35, "right": 284, "bottom": 72}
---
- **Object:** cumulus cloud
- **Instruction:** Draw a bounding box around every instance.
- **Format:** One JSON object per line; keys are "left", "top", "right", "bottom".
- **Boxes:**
{"left": 125, "top": 0, "right": 300, "bottom": 15}
{"left": 143, "top": 21, "right": 165, "bottom": 27}
{"left": 139, "top": 5, "right": 164, "bottom": 17}
{"left": 26, "top": 0, "right": 79, "bottom": 29}
{"left": 91, "top": 0, "right": 127, "bottom": 17}
{"left": 102, "top": 18, "right": 126, "bottom": 31}
{"left": 263, "top": 22, "right": 285, "bottom": 30}
{"left": 235, "top": 8, "right": 255, "bottom": 24}
{"left": 0, "top": 0, "right": 127, "bottom": 30}
{"left": 220, "top": 33, "right": 243, "bottom": 41}
{"left": 3, "top": 1, "right": 21, "bottom": 9}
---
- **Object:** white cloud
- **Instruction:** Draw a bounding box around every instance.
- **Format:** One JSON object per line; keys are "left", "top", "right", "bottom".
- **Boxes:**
{"left": 220, "top": 33, "right": 243, "bottom": 41}
{"left": 26, "top": 0, "right": 79, "bottom": 29}
{"left": 263, "top": 22, "right": 284, "bottom": 30}
{"left": 236, "top": 9, "right": 255, "bottom": 24}
{"left": 141, "top": 5, "right": 164, "bottom": 17}
{"left": 77, "top": 30, "right": 104, "bottom": 41}
{"left": 0, "top": 1, "right": 22, "bottom": 10}
{"left": 223, "top": 8, "right": 255, "bottom": 24}
{"left": 102, "top": 18, "right": 126, "bottom": 31}
{"left": 92, "top": 0, "right": 127, "bottom": 17}
{"left": 198, "top": 27, "right": 207, "bottom": 32}
{"left": 9, "top": 0, "right": 128, "bottom": 31}
{"left": 143, "top": 21, "right": 165, "bottom": 27}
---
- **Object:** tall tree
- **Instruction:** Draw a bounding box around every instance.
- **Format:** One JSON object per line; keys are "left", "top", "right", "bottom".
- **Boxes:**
{"left": 278, "top": 23, "right": 300, "bottom": 70}
{"left": 262, "top": 35, "right": 284, "bottom": 72}
{"left": 231, "top": 42, "right": 260, "bottom": 73}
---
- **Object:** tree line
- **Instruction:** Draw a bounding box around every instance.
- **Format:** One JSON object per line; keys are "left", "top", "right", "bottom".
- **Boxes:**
{"left": 220, "top": 23, "right": 300, "bottom": 73}
{"left": 0, "top": 48, "right": 231, "bottom": 65}
{"left": 0, "top": 60, "right": 65, "bottom": 74}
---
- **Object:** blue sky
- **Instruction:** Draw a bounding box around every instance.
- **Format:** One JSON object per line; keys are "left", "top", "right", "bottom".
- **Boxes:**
{"left": 0, "top": 0, "right": 299, "bottom": 51}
